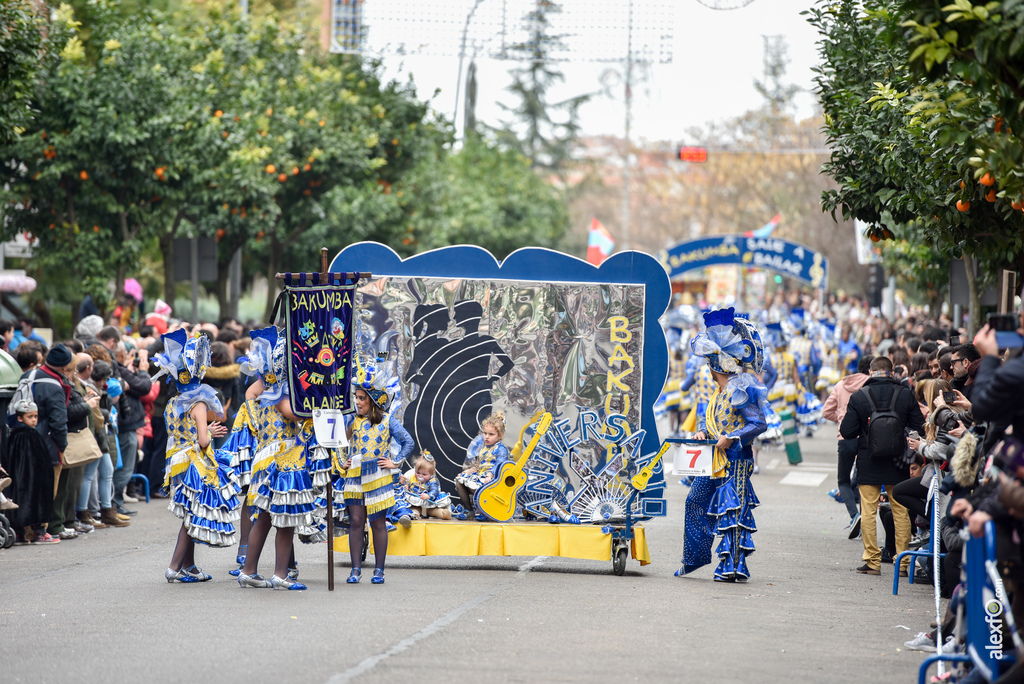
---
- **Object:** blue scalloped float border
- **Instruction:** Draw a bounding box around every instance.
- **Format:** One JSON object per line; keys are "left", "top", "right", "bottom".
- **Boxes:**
{"left": 330, "top": 242, "right": 671, "bottom": 464}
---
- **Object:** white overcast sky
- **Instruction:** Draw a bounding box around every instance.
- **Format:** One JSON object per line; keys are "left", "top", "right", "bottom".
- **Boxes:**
{"left": 373, "top": 0, "right": 822, "bottom": 143}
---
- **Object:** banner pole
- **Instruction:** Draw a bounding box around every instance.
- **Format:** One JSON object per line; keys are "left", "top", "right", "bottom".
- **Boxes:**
{"left": 321, "top": 247, "right": 336, "bottom": 592}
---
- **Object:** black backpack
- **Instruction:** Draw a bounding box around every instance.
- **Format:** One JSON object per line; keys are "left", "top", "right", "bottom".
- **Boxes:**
{"left": 859, "top": 385, "right": 906, "bottom": 462}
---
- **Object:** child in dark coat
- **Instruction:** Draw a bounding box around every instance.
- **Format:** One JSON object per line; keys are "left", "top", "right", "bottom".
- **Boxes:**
{"left": 1, "top": 400, "right": 58, "bottom": 543}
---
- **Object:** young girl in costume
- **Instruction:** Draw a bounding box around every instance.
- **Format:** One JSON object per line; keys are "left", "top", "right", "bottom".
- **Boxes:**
{"left": 236, "top": 327, "right": 318, "bottom": 591}
{"left": 676, "top": 308, "right": 768, "bottom": 582}
{"left": 219, "top": 376, "right": 266, "bottom": 577}
{"left": 455, "top": 412, "right": 511, "bottom": 521}
{"left": 401, "top": 453, "right": 451, "bottom": 520}
{"left": 153, "top": 329, "right": 241, "bottom": 583}
{"left": 343, "top": 357, "right": 414, "bottom": 584}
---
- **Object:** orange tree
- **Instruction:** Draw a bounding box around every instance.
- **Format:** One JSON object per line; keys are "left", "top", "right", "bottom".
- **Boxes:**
{"left": 807, "top": 0, "right": 1024, "bottom": 321}
{"left": 0, "top": 2, "right": 188, "bottom": 315}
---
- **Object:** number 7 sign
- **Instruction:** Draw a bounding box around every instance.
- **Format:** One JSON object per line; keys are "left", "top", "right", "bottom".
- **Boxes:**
{"left": 672, "top": 443, "right": 713, "bottom": 476}
{"left": 313, "top": 409, "right": 349, "bottom": 448}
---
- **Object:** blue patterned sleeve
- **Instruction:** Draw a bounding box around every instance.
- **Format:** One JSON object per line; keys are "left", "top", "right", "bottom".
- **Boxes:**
{"left": 761, "top": 354, "right": 778, "bottom": 392}
{"left": 679, "top": 355, "right": 700, "bottom": 392}
{"left": 465, "top": 435, "right": 483, "bottom": 467}
{"left": 727, "top": 403, "right": 767, "bottom": 445}
{"left": 427, "top": 478, "right": 441, "bottom": 501}
{"left": 389, "top": 415, "right": 415, "bottom": 463}
{"left": 495, "top": 442, "right": 512, "bottom": 468}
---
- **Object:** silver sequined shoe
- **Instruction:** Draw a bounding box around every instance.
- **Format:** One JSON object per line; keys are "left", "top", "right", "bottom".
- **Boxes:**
{"left": 182, "top": 565, "right": 212, "bottom": 582}
{"left": 237, "top": 571, "right": 272, "bottom": 588}
{"left": 270, "top": 575, "right": 307, "bottom": 591}
{"left": 165, "top": 568, "right": 199, "bottom": 584}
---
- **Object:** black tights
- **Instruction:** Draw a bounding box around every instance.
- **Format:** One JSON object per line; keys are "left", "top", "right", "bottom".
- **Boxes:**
{"left": 456, "top": 483, "right": 474, "bottom": 514}
{"left": 169, "top": 524, "right": 196, "bottom": 571}
{"left": 347, "top": 504, "right": 387, "bottom": 572}
{"left": 242, "top": 513, "right": 295, "bottom": 580}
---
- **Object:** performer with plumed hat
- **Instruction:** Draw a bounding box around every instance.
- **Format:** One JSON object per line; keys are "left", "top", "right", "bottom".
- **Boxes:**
{"left": 151, "top": 329, "right": 241, "bottom": 583}
{"left": 676, "top": 308, "right": 769, "bottom": 582}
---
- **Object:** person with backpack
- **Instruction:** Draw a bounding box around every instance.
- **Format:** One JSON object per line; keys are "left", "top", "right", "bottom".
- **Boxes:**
{"left": 840, "top": 355, "right": 925, "bottom": 576}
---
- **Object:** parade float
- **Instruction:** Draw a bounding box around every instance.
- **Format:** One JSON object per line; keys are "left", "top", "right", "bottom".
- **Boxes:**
{"left": 279, "top": 242, "right": 672, "bottom": 577}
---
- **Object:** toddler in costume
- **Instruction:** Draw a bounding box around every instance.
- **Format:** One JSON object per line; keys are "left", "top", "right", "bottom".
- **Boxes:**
{"left": 342, "top": 355, "right": 414, "bottom": 584}
{"left": 455, "top": 411, "right": 510, "bottom": 521}
{"left": 152, "top": 329, "right": 241, "bottom": 583}
{"left": 401, "top": 453, "right": 451, "bottom": 520}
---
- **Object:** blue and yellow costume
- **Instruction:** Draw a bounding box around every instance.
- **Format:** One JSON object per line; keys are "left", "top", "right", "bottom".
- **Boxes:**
{"left": 342, "top": 356, "right": 415, "bottom": 523}
{"left": 402, "top": 466, "right": 451, "bottom": 511}
{"left": 220, "top": 399, "right": 262, "bottom": 488}
{"left": 154, "top": 329, "right": 242, "bottom": 547}
{"left": 678, "top": 308, "right": 767, "bottom": 582}
{"left": 456, "top": 435, "right": 512, "bottom": 491}
{"left": 241, "top": 327, "right": 321, "bottom": 530}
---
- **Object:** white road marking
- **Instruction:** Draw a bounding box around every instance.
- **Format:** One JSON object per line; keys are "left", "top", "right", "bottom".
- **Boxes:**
{"left": 766, "top": 458, "right": 781, "bottom": 470}
{"left": 779, "top": 471, "right": 828, "bottom": 487}
{"left": 325, "top": 556, "right": 548, "bottom": 683}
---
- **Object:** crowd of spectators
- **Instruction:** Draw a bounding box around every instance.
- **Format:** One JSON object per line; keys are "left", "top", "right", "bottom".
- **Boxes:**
{"left": 0, "top": 310, "right": 254, "bottom": 546}
{"left": 821, "top": 294, "right": 1024, "bottom": 679}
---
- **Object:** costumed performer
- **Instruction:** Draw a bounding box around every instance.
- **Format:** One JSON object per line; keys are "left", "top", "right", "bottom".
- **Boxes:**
{"left": 237, "top": 326, "right": 317, "bottom": 591}
{"left": 342, "top": 355, "right": 415, "bottom": 584}
{"left": 152, "top": 329, "right": 240, "bottom": 583}
{"left": 401, "top": 452, "right": 452, "bottom": 520}
{"left": 219, "top": 346, "right": 271, "bottom": 577}
{"left": 455, "top": 411, "right": 510, "bottom": 521}
{"left": 676, "top": 308, "right": 768, "bottom": 582}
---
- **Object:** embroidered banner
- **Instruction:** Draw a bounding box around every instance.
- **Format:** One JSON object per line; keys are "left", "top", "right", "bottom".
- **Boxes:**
{"left": 284, "top": 284, "right": 357, "bottom": 417}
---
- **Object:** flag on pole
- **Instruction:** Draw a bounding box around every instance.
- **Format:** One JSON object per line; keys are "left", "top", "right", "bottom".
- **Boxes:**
{"left": 586, "top": 217, "right": 615, "bottom": 266}
{"left": 743, "top": 212, "right": 781, "bottom": 238}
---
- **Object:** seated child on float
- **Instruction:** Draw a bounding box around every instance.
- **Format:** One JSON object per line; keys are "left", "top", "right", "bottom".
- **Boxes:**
{"left": 455, "top": 411, "right": 510, "bottom": 521}
{"left": 400, "top": 452, "right": 451, "bottom": 520}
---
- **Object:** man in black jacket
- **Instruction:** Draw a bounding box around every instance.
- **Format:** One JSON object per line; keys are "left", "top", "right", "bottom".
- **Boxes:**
{"left": 840, "top": 356, "right": 925, "bottom": 576}
{"left": 111, "top": 340, "right": 151, "bottom": 513}
{"left": 25, "top": 345, "right": 76, "bottom": 538}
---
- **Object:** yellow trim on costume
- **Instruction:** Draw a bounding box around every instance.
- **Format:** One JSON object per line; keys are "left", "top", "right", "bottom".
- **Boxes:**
{"left": 705, "top": 389, "right": 728, "bottom": 478}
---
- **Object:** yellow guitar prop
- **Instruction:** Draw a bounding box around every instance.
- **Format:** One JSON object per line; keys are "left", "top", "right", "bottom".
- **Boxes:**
{"left": 630, "top": 442, "right": 671, "bottom": 491}
{"left": 475, "top": 412, "right": 554, "bottom": 523}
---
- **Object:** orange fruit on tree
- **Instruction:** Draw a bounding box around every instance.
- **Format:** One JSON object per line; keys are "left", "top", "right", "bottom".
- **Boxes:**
{"left": 870, "top": 233, "right": 880, "bottom": 243}
{"left": 959, "top": 180, "right": 965, "bottom": 189}
{"left": 222, "top": 131, "right": 229, "bottom": 138}
{"left": 980, "top": 173, "right": 995, "bottom": 186}
{"left": 303, "top": 163, "right": 311, "bottom": 171}
{"left": 79, "top": 170, "right": 88, "bottom": 180}
{"left": 216, "top": 229, "right": 225, "bottom": 240}
{"left": 266, "top": 164, "right": 276, "bottom": 174}
{"left": 222, "top": 203, "right": 229, "bottom": 210}
{"left": 956, "top": 199, "right": 971, "bottom": 212}
{"left": 266, "top": 108, "right": 273, "bottom": 116}
{"left": 1012, "top": 200, "right": 1023, "bottom": 211}
{"left": 303, "top": 189, "right": 311, "bottom": 196}
{"left": 93, "top": 225, "right": 99, "bottom": 233}
{"left": 986, "top": 189, "right": 997, "bottom": 202}
{"left": 291, "top": 167, "right": 299, "bottom": 175}
{"left": 214, "top": 109, "right": 223, "bottom": 118}
{"left": 231, "top": 208, "right": 238, "bottom": 215}
{"left": 278, "top": 173, "right": 287, "bottom": 182}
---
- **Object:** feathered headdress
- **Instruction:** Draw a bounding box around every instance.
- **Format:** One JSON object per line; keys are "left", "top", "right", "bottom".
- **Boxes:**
{"left": 788, "top": 307, "right": 806, "bottom": 333}
{"left": 238, "top": 326, "right": 286, "bottom": 406}
{"left": 690, "top": 307, "right": 764, "bottom": 375}
{"left": 353, "top": 353, "right": 393, "bottom": 410}
{"left": 765, "top": 322, "right": 786, "bottom": 349}
{"left": 152, "top": 328, "right": 211, "bottom": 391}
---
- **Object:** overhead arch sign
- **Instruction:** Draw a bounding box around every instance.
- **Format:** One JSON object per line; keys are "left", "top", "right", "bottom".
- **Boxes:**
{"left": 657, "top": 235, "right": 828, "bottom": 289}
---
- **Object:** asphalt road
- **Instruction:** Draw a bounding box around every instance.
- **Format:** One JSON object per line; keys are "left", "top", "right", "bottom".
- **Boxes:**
{"left": 0, "top": 431, "right": 939, "bottom": 684}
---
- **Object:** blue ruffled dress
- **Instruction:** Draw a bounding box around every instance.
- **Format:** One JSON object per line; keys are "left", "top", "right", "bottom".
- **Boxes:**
{"left": 164, "top": 388, "right": 243, "bottom": 547}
